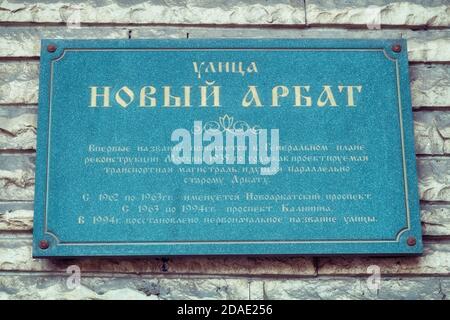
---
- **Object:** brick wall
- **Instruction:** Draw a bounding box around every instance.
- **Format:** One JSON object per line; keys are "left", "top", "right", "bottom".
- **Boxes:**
{"left": 0, "top": 0, "right": 449, "bottom": 299}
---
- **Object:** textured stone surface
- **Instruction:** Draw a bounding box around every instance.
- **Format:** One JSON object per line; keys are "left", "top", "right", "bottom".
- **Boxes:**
{"left": 421, "top": 204, "right": 450, "bottom": 238}
{"left": 306, "top": 0, "right": 450, "bottom": 27}
{"left": 173, "top": 28, "right": 450, "bottom": 63}
{"left": 407, "top": 30, "right": 450, "bottom": 63}
{"left": 0, "top": 3, "right": 449, "bottom": 299}
{"left": 158, "top": 278, "right": 250, "bottom": 300}
{"left": 262, "top": 277, "right": 447, "bottom": 300}
{"left": 410, "top": 64, "right": 450, "bottom": 108}
{"left": 0, "top": 27, "right": 129, "bottom": 57}
{"left": 0, "top": 62, "right": 38, "bottom": 105}
{"left": 0, "top": 155, "right": 34, "bottom": 201}
{"left": 440, "top": 280, "right": 450, "bottom": 299}
{"left": 4, "top": 237, "right": 450, "bottom": 276}
{"left": 417, "top": 158, "right": 450, "bottom": 202}
{"left": 0, "top": 274, "right": 251, "bottom": 300}
{"left": 1, "top": 61, "right": 448, "bottom": 108}
{"left": 249, "top": 281, "right": 265, "bottom": 300}
{"left": 0, "top": 236, "right": 316, "bottom": 275}
{"left": 0, "top": 274, "right": 448, "bottom": 300}
{"left": 159, "top": 256, "right": 316, "bottom": 276}
{"left": 318, "top": 241, "right": 450, "bottom": 275}
{"left": 0, "top": 0, "right": 306, "bottom": 25}
{"left": 414, "top": 112, "right": 450, "bottom": 155}
{"left": 0, "top": 274, "right": 157, "bottom": 300}
{"left": 0, "top": 107, "right": 36, "bottom": 150}
{"left": 0, "top": 202, "right": 33, "bottom": 231}
{"left": 1, "top": 27, "right": 449, "bottom": 63}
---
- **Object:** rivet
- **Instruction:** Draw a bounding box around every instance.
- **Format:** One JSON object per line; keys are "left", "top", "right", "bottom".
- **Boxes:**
{"left": 407, "top": 236, "right": 416, "bottom": 247}
{"left": 392, "top": 44, "right": 402, "bottom": 53}
{"left": 39, "top": 240, "right": 50, "bottom": 250}
{"left": 47, "top": 44, "right": 57, "bottom": 53}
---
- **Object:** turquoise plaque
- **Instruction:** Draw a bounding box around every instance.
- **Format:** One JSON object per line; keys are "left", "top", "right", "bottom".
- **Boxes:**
{"left": 33, "top": 39, "right": 422, "bottom": 257}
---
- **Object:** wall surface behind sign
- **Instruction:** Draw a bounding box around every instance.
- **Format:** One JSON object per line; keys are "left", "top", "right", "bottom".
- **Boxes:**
{"left": 0, "top": 0, "right": 449, "bottom": 300}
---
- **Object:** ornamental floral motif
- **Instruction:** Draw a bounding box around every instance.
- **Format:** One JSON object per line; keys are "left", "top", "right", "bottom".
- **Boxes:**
{"left": 193, "top": 114, "right": 261, "bottom": 134}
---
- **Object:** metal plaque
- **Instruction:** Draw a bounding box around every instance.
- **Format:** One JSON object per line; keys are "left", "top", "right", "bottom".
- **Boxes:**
{"left": 33, "top": 39, "right": 422, "bottom": 257}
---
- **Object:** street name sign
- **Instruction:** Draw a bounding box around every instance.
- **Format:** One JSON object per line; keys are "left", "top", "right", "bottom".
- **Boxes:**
{"left": 33, "top": 39, "right": 423, "bottom": 257}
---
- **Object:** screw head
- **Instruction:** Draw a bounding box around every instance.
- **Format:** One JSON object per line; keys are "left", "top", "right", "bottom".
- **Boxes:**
{"left": 39, "top": 240, "right": 50, "bottom": 250}
{"left": 47, "top": 44, "right": 57, "bottom": 53}
{"left": 407, "top": 236, "right": 416, "bottom": 246}
{"left": 392, "top": 44, "right": 402, "bottom": 53}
